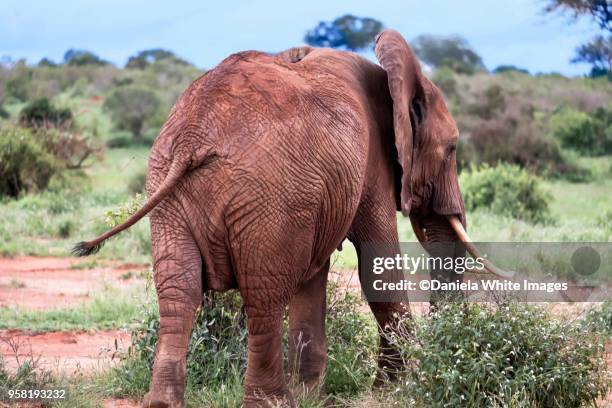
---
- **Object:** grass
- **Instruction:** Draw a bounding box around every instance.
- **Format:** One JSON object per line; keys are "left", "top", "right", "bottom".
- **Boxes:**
{"left": 0, "top": 283, "right": 151, "bottom": 331}
{"left": 0, "top": 146, "right": 150, "bottom": 262}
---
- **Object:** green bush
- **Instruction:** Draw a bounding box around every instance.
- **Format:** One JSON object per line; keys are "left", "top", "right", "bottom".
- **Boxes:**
{"left": 0, "top": 105, "right": 9, "bottom": 119}
{"left": 19, "top": 98, "right": 72, "bottom": 128}
{"left": 128, "top": 168, "right": 147, "bottom": 194}
{"left": 104, "top": 86, "right": 161, "bottom": 143}
{"left": 324, "top": 283, "right": 377, "bottom": 396}
{"left": 388, "top": 302, "right": 609, "bottom": 407}
{"left": 106, "top": 132, "right": 134, "bottom": 148}
{"left": 432, "top": 66, "right": 458, "bottom": 100}
{"left": 109, "top": 280, "right": 377, "bottom": 400}
{"left": 0, "top": 125, "right": 59, "bottom": 197}
{"left": 550, "top": 107, "right": 612, "bottom": 155}
{"left": 583, "top": 301, "right": 612, "bottom": 335}
{"left": 110, "top": 290, "right": 248, "bottom": 396}
{"left": 460, "top": 164, "right": 551, "bottom": 223}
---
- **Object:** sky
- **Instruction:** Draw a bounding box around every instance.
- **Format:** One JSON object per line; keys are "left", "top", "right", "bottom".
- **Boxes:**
{"left": 0, "top": 0, "right": 602, "bottom": 76}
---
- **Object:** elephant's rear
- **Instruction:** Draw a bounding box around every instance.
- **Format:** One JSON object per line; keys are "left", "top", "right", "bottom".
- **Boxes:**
{"left": 147, "top": 50, "right": 368, "bottom": 294}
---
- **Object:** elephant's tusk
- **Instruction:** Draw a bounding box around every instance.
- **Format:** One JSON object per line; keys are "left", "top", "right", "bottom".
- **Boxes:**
{"left": 446, "top": 215, "right": 515, "bottom": 279}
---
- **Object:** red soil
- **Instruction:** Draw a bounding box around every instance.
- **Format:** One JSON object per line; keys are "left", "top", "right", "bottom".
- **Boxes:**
{"left": 0, "top": 329, "right": 130, "bottom": 374}
{"left": 0, "top": 256, "right": 145, "bottom": 310}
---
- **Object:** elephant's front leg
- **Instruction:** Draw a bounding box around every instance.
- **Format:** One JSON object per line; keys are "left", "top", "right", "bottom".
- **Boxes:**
{"left": 288, "top": 262, "right": 329, "bottom": 395}
{"left": 243, "top": 310, "right": 295, "bottom": 408}
{"left": 349, "top": 202, "right": 412, "bottom": 386}
{"left": 142, "top": 214, "right": 202, "bottom": 408}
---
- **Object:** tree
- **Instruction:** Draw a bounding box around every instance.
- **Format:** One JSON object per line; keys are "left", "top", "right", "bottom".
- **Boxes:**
{"left": 19, "top": 98, "right": 72, "bottom": 128}
{"left": 572, "top": 34, "right": 612, "bottom": 76}
{"left": 104, "top": 86, "right": 160, "bottom": 142}
{"left": 411, "top": 34, "right": 486, "bottom": 74}
{"left": 304, "top": 15, "right": 383, "bottom": 51}
{"left": 126, "top": 48, "right": 189, "bottom": 69}
{"left": 493, "top": 65, "right": 530, "bottom": 75}
{"left": 542, "top": 0, "right": 611, "bottom": 77}
{"left": 63, "top": 49, "right": 109, "bottom": 66}
{"left": 38, "top": 57, "right": 57, "bottom": 67}
{"left": 543, "top": 0, "right": 611, "bottom": 32}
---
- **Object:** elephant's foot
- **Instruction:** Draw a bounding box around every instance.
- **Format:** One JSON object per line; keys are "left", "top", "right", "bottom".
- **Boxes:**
{"left": 141, "top": 393, "right": 181, "bottom": 408}
{"left": 373, "top": 346, "right": 404, "bottom": 387}
{"left": 142, "top": 357, "right": 186, "bottom": 408}
{"left": 243, "top": 386, "right": 296, "bottom": 408}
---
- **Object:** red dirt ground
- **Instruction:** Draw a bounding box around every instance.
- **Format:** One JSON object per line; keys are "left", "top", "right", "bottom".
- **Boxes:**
{"left": 0, "top": 256, "right": 145, "bottom": 310}
{"left": 0, "top": 329, "right": 130, "bottom": 374}
{"left": 0, "top": 257, "right": 609, "bottom": 406}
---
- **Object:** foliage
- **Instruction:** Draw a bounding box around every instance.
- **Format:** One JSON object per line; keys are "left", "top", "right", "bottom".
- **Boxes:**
{"left": 411, "top": 34, "right": 485, "bottom": 74}
{"left": 0, "top": 124, "right": 59, "bottom": 197}
{"left": 543, "top": 0, "right": 611, "bottom": 33}
{"left": 104, "top": 86, "right": 161, "bottom": 141}
{"left": 126, "top": 49, "right": 190, "bottom": 69}
{"left": 542, "top": 0, "right": 611, "bottom": 76}
{"left": 38, "top": 57, "right": 58, "bottom": 68}
{"left": 458, "top": 83, "right": 590, "bottom": 179}
{"left": 19, "top": 97, "right": 72, "bottom": 127}
{"left": 431, "top": 66, "right": 458, "bottom": 99}
{"left": 5, "top": 75, "right": 29, "bottom": 101}
{"left": 109, "top": 278, "right": 377, "bottom": 400}
{"left": 572, "top": 34, "right": 612, "bottom": 74}
{"left": 582, "top": 300, "right": 612, "bottom": 334}
{"left": 64, "top": 49, "right": 110, "bottom": 66}
{"left": 109, "top": 289, "right": 247, "bottom": 396}
{"left": 105, "top": 193, "right": 144, "bottom": 227}
{"left": 493, "top": 65, "right": 530, "bottom": 75}
{"left": 550, "top": 106, "right": 612, "bottom": 155}
{"left": 0, "top": 353, "right": 55, "bottom": 400}
{"left": 128, "top": 168, "right": 147, "bottom": 194}
{"left": 304, "top": 14, "right": 383, "bottom": 51}
{"left": 388, "top": 301, "right": 610, "bottom": 407}
{"left": 35, "top": 126, "right": 102, "bottom": 169}
{"left": 324, "top": 283, "right": 377, "bottom": 396}
{"left": 459, "top": 164, "right": 552, "bottom": 223}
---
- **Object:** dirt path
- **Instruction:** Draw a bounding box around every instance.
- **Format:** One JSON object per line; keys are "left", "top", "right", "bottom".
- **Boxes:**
{"left": 0, "top": 329, "right": 130, "bottom": 374}
{"left": 0, "top": 256, "right": 146, "bottom": 310}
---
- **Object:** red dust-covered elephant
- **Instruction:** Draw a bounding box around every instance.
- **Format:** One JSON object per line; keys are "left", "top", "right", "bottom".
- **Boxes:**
{"left": 73, "top": 29, "right": 497, "bottom": 407}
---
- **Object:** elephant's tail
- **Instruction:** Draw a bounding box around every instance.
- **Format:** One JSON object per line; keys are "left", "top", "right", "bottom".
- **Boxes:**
{"left": 71, "top": 157, "right": 190, "bottom": 257}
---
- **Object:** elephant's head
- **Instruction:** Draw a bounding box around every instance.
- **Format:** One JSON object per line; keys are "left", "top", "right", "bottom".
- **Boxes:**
{"left": 375, "top": 29, "right": 510, "bottom": 277}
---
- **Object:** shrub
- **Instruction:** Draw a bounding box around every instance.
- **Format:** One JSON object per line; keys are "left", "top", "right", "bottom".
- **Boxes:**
{"left": 493, "top": 65, "right": 530, "bottom": 75}
{"left": 19, "top": 98, "right": 72, "bottom": 128}
{"left": 550, "top": 107, "right": 612, "bottom": 156}
{"left": 431, "top": 67, "right": 458, "bottom": 100}
{"left": 388, "top": 302, "right": 610, "bottom": 407}
{"left": 128, "top": 168, "right": 147, "bottom": 194}
{"left": 104, "top": 86, "right": 161, "bottom": 143}
{"left": 0, "top": 125, "right": 59, "bottom": 197}
{"left": 582, "top": 301, "right": 612, "bottom": 334}
{"left": 109, "top": 279, "right": 378, "bottom": 400}
{"left": 106, "top": 132, "right": 133, "bottom": 148}
{"left": 324, "top": 283, "right": 377, "bottom": 396}
{"left": 35, "top": 127, "right": 102, "bottom": 169}
{"left": 459, "top": 164, "right": 551, "bottom": 223}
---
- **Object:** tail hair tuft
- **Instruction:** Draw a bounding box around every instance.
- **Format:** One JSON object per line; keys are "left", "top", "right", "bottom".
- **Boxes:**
{"left": 71, "top": 241, "right": 103, "bottom": 257}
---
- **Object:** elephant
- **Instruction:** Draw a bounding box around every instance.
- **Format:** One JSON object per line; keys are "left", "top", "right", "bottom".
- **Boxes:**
{"left": 73, "top": 29, "right": 502, "bottom": 407}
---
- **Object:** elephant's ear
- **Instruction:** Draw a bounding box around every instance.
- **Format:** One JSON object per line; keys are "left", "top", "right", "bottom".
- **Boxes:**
{"left": 375, "top": 29, "right": 423, "bottom": 216}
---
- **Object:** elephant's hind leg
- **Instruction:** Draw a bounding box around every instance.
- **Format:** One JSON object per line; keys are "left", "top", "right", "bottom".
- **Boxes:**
{"left": 288, "top": 261, "right": 329, "bottom": 396}
{"left": 142, "top": 209, "right": 203, "bottom": 408}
